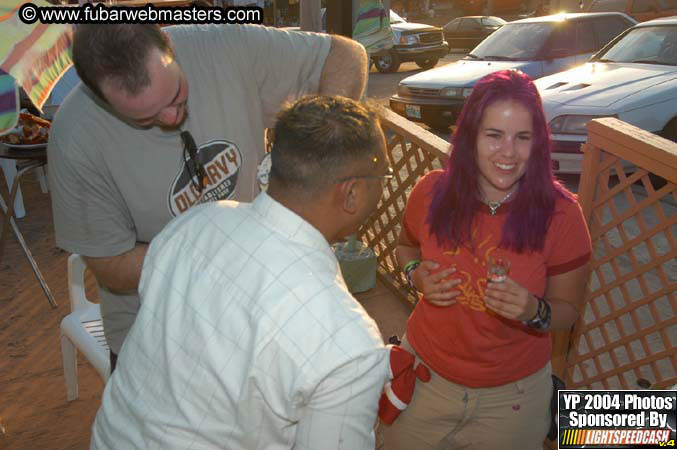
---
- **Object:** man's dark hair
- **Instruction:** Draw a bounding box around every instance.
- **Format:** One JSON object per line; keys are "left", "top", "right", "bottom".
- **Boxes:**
{"left": 270, "top": 96, "right": 384, "bottom": 194}
{"left": 72, "top": 25, "right": 174, "bottom": 101}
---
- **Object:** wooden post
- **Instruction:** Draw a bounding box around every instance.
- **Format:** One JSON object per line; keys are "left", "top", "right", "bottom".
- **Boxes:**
{"left": 549, "top": 137, "right": 602, "bottom": 386}
{"left": 300, "top": 0, "right": 321, "bottom": 31}
{"left": 326, "top": 0, "right": 354, "bottom": 37}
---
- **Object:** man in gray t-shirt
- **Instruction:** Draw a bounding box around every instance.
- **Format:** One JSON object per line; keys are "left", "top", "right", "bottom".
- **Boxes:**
{"left": 48, "top": 24, "right": 369, "bottom": 369}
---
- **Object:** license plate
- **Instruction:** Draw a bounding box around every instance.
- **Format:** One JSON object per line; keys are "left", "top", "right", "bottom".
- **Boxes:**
{"left": 405, "top": 104, "right": 421, "bottom": 119}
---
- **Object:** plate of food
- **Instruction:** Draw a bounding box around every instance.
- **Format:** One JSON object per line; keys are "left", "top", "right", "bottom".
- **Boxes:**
{"left": 0, "top": 113, "right": 50, "bottom": 149}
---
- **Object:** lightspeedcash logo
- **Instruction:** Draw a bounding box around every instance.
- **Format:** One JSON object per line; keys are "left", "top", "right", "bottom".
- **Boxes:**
{"left": 559, "top": 390, "right": 676, "bottom": 449}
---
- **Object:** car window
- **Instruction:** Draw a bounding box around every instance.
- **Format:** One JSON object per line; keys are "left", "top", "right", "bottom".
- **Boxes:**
{"left": 390, "top": 10, "right": 405, "bottom": 24}
{"left": 596, "top": 26, "right": 677, "bottom": 65}
{"left": 589, "top": 0, "right": 626, "bottom": 12}
{"left": 576, "top": 22, "right": 597, "bottom": 52}
{"left": 482, "top": 17, "right": 505, "bottom": 26}
{"left": 459, "top": 18, "right": 480, "bottom": 31}
{"left": 658, "top": 29, "right": 677, "bottom": 63}
{"left": 444, "top": 18, "right": 461, "bottom": 32}
{"left": 593, "top": 17, "right": 633, "bottom": 48}
{"left": 472, "top": 22, "right": 555, "bottom": 60}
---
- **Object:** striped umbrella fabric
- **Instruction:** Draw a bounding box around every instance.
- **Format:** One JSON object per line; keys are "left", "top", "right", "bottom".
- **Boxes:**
{"left": 0, "top": 0, "right": 73, "bottom": 113}
{"left": 353, "top": 0, "right": 394, "bottom": 56}
{"left": 0, "top": 71, "right": 19, "bottom": 135}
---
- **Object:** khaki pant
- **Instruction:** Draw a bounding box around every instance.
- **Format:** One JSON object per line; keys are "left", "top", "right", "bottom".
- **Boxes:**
{"left": 382, "top": 335, "right": 551, "bottom": 450}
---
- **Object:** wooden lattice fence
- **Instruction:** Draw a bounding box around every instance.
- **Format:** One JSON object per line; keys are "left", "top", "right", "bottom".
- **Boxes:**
{"left": 552, "top": 118, "right": 676, "bottom": 391}
{"left": 358, "top": 109, "right": 449, "bottom": 303}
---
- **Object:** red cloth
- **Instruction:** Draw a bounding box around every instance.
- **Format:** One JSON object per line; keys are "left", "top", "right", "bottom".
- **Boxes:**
{"left": 402, "top": 170, "right": 592, "bottom": 387}
{"left": 378, "top": 345, "right": 431, "bottom": 425}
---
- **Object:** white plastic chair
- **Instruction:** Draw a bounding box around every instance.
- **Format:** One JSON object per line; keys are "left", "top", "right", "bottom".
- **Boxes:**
{"left": 60, "top": 253, "right": 110, "bottom": 401}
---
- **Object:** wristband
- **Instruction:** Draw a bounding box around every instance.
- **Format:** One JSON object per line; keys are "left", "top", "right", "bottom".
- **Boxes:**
{"left": 523, "top": 295, "right": 551, "bottom": 329}
{"left": 403, "top": 259, "right": 421, "bottom": 290}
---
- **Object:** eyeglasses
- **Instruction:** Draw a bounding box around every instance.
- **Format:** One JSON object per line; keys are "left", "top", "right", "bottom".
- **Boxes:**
{"left": 180, "top": 130, "right": 207, "bottom": 193}
{"left": 336, "top": 166, "right": 394, "bottom": 187}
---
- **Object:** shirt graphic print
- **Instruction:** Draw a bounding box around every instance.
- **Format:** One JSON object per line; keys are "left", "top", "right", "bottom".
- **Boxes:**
{"left": 168, "top": 139, "right": 243, "bottom": 216}
{"left": 440, "top": 230, "right": 510, "bottom": 313}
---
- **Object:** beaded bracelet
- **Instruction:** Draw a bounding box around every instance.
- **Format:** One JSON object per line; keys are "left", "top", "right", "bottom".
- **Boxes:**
{"left": 403, "top": 259, "right": 421, "bottom": 291}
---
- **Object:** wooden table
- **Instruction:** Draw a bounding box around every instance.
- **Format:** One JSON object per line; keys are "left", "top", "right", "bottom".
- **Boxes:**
{"left": 0, "top": 144, "right": 57, "bottom": 308}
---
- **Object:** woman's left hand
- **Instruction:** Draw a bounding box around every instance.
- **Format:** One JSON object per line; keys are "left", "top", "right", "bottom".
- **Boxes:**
{"left": 484, "top": 277, "right": 538, "bottom": 321}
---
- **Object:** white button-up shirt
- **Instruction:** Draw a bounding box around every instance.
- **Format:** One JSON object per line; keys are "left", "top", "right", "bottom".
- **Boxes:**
{"left": 91, "top": 192, "right": 389, "bottom": 450}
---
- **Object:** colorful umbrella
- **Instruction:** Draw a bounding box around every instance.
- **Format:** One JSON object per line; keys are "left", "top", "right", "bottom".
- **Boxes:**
{"left": 0, "top": 0, "right": 73, "bottom": 113}
{"left": 0, "top": 70, "right": 19, "bottom": 135}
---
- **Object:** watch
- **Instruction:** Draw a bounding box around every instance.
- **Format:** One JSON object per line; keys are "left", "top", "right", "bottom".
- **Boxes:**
{"left": 523, "top": 295, "right": 551, "bottom": 329}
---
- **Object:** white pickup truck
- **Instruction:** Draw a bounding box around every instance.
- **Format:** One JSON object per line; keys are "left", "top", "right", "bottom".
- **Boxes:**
{"left": 372, "top": 10, "right": 449, "bottom": 73}
{"left": 288, "top": 8, "right": 448, "bottom": 74}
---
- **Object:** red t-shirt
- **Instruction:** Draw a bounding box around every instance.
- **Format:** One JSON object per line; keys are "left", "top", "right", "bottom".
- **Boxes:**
{"left": 403, "top": 170, "right": 592, "bottom": 387}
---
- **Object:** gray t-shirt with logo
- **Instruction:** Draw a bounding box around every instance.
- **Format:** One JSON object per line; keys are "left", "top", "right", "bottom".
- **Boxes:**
{"left": 48, "top": 24, "right": 331, "bottom": 354}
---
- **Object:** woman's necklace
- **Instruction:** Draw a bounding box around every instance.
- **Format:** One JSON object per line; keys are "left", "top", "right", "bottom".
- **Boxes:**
{"left": 487, "top": 189, "right": 516, "bottom": 216}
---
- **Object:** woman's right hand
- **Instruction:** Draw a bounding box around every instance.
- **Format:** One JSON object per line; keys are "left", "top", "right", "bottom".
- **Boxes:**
{"left": 410, "top": 261, "right": 461, "bottom": 307}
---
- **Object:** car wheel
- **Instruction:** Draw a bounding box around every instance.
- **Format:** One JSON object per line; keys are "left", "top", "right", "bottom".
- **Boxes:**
{"left": 374, "top": 52, "right": 401, "bottom": 73}
{"left": 415, "top": 58, "right": 439, "bottom": 70}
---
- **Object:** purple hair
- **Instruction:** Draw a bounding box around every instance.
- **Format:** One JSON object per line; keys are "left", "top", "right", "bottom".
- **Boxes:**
{"left": 425, "top": 69, "right": 575, "bottom": 253}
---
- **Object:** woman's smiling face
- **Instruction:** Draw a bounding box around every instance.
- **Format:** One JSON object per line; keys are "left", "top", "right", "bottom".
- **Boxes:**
{"left": 475, "top": 99, "right": 533, "bottom": 202}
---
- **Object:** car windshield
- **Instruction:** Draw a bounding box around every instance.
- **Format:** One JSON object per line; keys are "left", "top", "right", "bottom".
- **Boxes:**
{"left": 390, "top": 10, "right": 406, "bottom": 24}
{"left": 593, "top": 26, "right": 677, "bottom": 65}
{"left": 470, "top": 22, "right": 555, "bottom": 60}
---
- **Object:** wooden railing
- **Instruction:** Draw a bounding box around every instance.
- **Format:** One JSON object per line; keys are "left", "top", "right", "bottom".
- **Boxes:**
{"left": 359, "top": 112, "right": 676, "bottom": 394}
{"left": 553, "top": 118, "right": 676, "bottom": 391}
{"left": 357, "top": 108, "right": 448, "bottom": 303}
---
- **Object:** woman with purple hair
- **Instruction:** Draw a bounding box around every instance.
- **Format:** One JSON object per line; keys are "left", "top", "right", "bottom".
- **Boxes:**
{"left": 383, "top": 70, "right": 592, "bottom": 449}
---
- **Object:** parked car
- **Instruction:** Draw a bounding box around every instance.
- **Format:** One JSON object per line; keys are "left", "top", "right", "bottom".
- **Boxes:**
{"left": 535, "top": 16, "right": 677, "bottom": 174}
{"left": 443, "top": 16, "right": 506, "bottom": 51}
{"left": 390, "top": 12, "right": 636, "bottom": 129}
{"left": 456, "top": 0, "right": 530, "bottom": 16}
{"left": 372, "top": 10, "right": 449, "bottom": 73}
{"left": 587, "top": 0, "right": 677, "bottom": 23}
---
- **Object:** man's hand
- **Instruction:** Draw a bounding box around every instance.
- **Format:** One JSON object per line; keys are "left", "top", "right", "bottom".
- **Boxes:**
{"left": 411, "top": 261, "right": 461, "bottom": 307}
{"left": 319, "top": 35, "right": 368, "bottom": 100}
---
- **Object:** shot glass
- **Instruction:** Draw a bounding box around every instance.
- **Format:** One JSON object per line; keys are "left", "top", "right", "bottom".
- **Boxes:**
{"left": 487, "top": 253, "right": 511, "bottom": 283}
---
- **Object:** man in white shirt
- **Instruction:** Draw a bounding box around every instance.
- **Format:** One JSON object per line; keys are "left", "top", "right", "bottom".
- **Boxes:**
{"left": 48, "top": 24, "right": 368, "bottom": 371}
{"left": 91, "top": 95, "right": 392, "bottom": 450}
